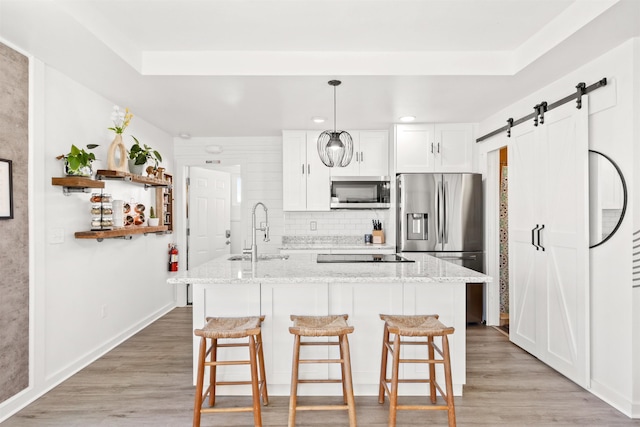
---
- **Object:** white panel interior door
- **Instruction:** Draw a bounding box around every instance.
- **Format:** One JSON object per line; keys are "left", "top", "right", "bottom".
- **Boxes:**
{"left": 538, "top": 100, "right": 589, "bottom": 388}
{"left": 188, "top": 167, "right": 231, "bottom": 269}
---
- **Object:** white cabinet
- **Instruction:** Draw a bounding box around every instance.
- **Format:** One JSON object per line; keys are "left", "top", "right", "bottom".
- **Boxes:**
{"left": 260, "top": 283, "right": 329, "bottom": 393}
{"left": 395, "top": 123, "right": 473, "bottom": 173}
{"left": 329, "top": 282, "right": 402, "bottom": 388}
{"left": 282, "top": 131, "right": 330, "bottom": 211}
{"left": 331, "top": 130, "right": 389, "bottom": 177}
{"left": 509, "top": 101, "right": 589, "bottom": 388}
{"left": 403, "top": 282, "right": 466, "bottom": 395}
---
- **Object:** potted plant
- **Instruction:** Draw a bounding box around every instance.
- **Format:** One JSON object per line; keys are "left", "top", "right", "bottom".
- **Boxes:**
{"left": 56, "top": 144, "right": 99, "bottom": 177}
{"left": 128, "top": 136, "right": 162, "bottom": 175}
{"left": 148, "top": 206, "right": 160, "bottom": 227}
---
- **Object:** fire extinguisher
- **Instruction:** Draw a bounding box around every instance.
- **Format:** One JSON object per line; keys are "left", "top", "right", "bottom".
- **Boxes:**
{"left": 169, "top": 244, "right": 179, "bottom": 272}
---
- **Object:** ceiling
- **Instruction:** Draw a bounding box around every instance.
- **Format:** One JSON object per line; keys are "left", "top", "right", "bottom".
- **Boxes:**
{"left": 0, "top": 0, "right": 638, "bottom": 138}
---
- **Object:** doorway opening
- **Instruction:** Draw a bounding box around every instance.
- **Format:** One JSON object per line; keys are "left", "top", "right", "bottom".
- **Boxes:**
{"left": 186, "top": 164, "right": 241, "bottom": 271}
{"left": 499, "top": 147, "right": 509, "bottom": 332}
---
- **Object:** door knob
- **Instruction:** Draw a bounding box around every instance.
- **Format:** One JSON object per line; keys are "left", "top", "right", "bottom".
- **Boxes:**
{"left": 225, "top": 240, "right": 231, "bottom": 245}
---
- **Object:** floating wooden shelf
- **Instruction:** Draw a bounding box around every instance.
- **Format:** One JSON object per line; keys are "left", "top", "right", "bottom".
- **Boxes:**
{"left": 95, "top": 170, "right": 172, "bottom": 188}
{"left": 74, "top": 225, "right": 169, "bottom": 242}
{"left": 51, "top": 176, "right": 105, "bottom": 194}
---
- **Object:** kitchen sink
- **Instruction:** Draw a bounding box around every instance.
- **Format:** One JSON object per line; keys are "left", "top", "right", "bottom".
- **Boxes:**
{"left": 227, "top": 254, "right": 290, "bottom": 261}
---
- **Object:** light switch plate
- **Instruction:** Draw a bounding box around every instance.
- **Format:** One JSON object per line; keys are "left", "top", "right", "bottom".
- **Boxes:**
{"left": 310, "top": 221, "right": 317, "bottom": 231}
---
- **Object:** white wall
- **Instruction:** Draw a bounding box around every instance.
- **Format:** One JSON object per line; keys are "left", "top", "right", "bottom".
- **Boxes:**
{"left": 632, "top": 37, "right": 640, "bottom": 416}
{"left": 0, "top": 59, "right": 176, "bottom": 421}
{"left": 477, "top": 38, "right": 637, "bottom": 416}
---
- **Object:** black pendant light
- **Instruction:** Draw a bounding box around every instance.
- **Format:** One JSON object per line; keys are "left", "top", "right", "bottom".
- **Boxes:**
{"left": 317, "top": 80, "right": 354, "bottom": 167}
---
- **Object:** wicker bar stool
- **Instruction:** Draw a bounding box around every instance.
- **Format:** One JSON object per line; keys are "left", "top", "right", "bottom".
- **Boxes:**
{"left": 193, "top": 315, "right": 268, "bottom": 427}
{"left": 288, "top": 314, "right": 357, "bottom": 427}
{"left": 378, "top": 314, "right": 456, "bottom": 427}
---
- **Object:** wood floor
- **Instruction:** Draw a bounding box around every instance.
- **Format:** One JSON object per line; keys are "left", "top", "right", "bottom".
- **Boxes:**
{"left": 4, "top": 307, "right": 638, "bottom": 426}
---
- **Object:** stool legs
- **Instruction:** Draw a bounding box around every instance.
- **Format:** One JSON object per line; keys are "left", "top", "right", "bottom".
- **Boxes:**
{"left": 388, "top": 333, "right": 401, "bottom": 427}
{"left": 288, "top": 335, "right": 301, "bottom": 427}
{"left": 442, "top": 335, "right": 456, "bottom": 426}
{"left": 428, "top": 336, "right": 436, "bottom": 403}
{"left": 193, "top": 337, "right": 207, "bottom": 427}
{"left": 288, "top": 333, "right": 357, "bottom": 427}
{"left": 378, "top": 324, "right": 390, "bottom": 404}
{"left": 193, "top": 332, "right": 268, "bottom": 427}
{"left": 339, "top": 334, "right": 357, "bottom": 426}
{"left": 248, "top": 335, "right": 262, "bottom": 427}
{"left": 378, "top": 323, "right": 456, "bottom": 427}
{"left": 256, "top": 329, "right": 270, "bottom": 406}
{"left": 209, "top": 338, "right": 217, "bottom": 406}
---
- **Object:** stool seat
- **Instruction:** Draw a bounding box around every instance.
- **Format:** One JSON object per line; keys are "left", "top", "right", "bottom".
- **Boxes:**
{"left": 195, "top": 315, "right": 264, "bottom": 339}
{"left": 289, "top": 314, "right": 354, "bottom": 336}
{"left": 379, "top": 314, "right": 454, "bottom": 337}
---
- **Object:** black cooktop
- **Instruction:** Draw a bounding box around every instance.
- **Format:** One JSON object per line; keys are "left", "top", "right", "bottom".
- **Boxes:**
{"left": 316, "top": 254, "right": 415, "bottom": 263}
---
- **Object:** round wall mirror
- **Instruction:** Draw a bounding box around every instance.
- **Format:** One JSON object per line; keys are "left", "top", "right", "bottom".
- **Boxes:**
{"left": 589, "top": 150, "right": 627, "bottom": 248}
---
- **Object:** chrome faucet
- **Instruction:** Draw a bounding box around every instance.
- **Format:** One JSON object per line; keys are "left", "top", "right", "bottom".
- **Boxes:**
{"left": 243, "top": 202, "right": 269, "bottom": 262}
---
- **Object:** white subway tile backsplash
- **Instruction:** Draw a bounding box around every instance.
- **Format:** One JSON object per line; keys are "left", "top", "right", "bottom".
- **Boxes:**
{"left": 283, "top": 209, "right": 391, "bottom": 237}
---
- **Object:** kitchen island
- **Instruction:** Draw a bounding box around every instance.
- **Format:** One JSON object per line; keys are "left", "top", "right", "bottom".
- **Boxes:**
{"left": 168, "top": 252, "right": 492, "bottom": 397}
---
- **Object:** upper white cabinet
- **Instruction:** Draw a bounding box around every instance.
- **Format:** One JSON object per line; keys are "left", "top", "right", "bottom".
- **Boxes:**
{"left": 282, "top": 131, "right": 330, "bottom": 211}
{"left": 331, "top": 130, "right": 389, "bottom": 177}
{"left": 395, "top": 123, "right": 473, "bottom": 173}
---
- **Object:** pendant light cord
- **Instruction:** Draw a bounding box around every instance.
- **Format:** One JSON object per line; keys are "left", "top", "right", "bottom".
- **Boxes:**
{"left": 333, "top": 84, "right": 337, "bottom": 132}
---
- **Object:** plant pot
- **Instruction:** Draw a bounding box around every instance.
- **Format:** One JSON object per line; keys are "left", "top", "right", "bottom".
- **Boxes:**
{"left": 148, "top": 218, "right": 160, "bottom": 227}
{"left": 64, "top": 160, "right": 93, "bottom": 177}
{"left": 128, "top": 159, "right": 146, "bottom": 175}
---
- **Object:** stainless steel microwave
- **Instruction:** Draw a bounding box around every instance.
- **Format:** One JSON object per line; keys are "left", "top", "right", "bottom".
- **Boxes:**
{"left": 330, "top": 176, "right": 391, "bottom": 209}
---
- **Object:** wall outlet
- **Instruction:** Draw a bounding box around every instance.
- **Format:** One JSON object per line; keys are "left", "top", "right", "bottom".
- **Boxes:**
{"left": 310, "top": 221, "right": 317, "bottom": 231}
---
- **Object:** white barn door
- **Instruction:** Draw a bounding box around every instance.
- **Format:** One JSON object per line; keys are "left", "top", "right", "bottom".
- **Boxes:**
{"left": 509, "top": 99, "right": 590, "bottom": 388}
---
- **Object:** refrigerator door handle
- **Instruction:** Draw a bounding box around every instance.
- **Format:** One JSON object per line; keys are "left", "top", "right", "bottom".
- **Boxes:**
{"left": 436, "top": 180, "right": 442, "bottom": 243}
{"left": 443, "top": 181, "right": 449, "bottom": 244}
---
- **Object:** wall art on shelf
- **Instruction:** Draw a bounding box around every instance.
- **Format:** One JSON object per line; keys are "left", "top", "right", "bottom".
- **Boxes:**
{"left": 0, "top": 159, "right": 13, "bottom": 219}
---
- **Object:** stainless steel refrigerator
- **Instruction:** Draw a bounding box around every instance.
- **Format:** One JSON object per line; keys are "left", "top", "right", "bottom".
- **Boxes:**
{"left": 396, "top": 173, "right": 485, "bottom": 323}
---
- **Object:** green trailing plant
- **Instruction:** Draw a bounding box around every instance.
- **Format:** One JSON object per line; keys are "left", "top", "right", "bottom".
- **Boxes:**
{"left": 128, "top": 136, "right": 162, "bottom": 168}
{"left": 56, "top": 144, "right": 99, "bottom": 173}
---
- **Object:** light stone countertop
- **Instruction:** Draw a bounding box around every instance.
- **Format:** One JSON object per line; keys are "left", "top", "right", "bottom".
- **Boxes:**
{"left": 167, "top": 252, "right": 492, "bottom": 285}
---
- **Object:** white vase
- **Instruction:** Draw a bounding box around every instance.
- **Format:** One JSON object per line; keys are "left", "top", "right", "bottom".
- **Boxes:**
{"left": 148, "top": 218, "right": 160, "bottom": 227}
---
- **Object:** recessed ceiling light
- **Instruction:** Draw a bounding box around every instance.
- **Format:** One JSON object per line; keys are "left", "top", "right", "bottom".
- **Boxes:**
{"left": 312, "top": 117, "right": 326, "bottom": 124}
{"left": 178, "top": 132, "right": 191, "bottom": 139}
{"left": 399, "top": 116, "right": 416, "bottom": 122}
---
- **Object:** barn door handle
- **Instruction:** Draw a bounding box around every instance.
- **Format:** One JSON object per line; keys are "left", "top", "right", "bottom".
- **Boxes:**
{"left": 532, "top": 225, "right": 540, "bottom": 250}
{"left": 537, "top": 224, "right": 545, "bottom": 251}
